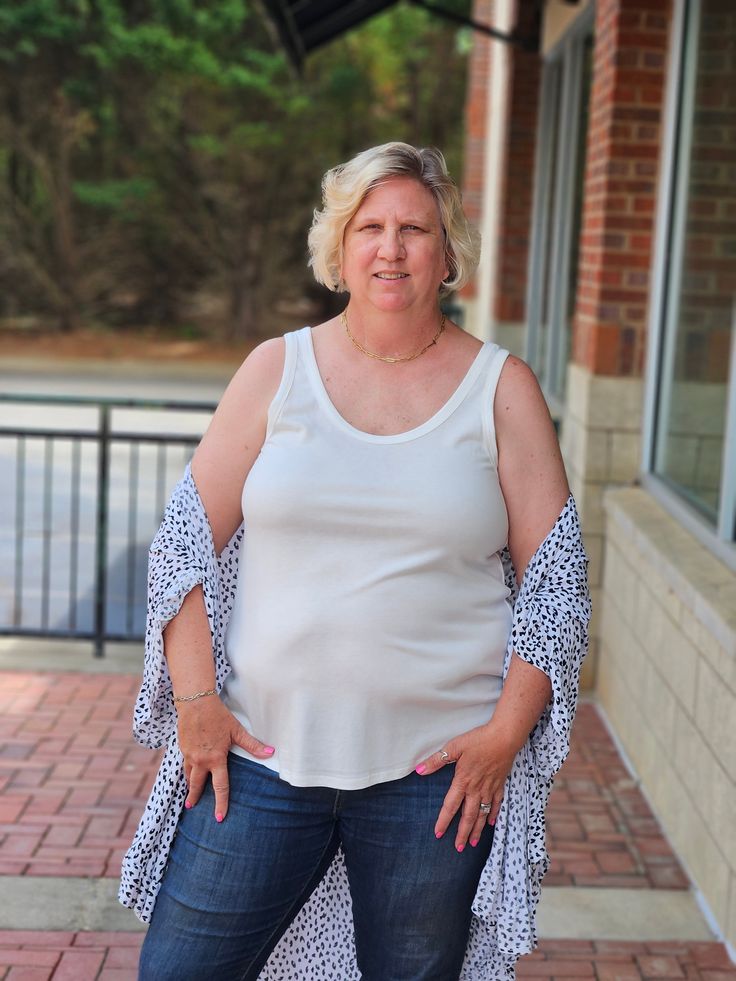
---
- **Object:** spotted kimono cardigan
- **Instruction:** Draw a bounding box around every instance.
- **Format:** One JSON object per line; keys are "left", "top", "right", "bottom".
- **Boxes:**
{"left": 119, "top": 463, "right": 591, "bottom": 979}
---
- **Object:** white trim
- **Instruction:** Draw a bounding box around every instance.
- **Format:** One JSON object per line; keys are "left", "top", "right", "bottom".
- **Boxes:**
{"left": 477, "top": 0, "right": 515, "bottom": 343}
{"left": 718, "top": 298, "right": 736, "bottom": 541}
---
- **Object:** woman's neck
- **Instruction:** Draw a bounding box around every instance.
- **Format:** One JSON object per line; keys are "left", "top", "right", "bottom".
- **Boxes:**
{"left": 341, "top": 304, "right": 445, "bottom": 359}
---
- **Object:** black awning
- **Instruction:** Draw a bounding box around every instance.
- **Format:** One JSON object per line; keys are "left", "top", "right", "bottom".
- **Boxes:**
{"left": 260, "top": 0, "right": 540, "bottom": 71}
{"left": 260, "top": 1, "right": 400, "bottom": 69}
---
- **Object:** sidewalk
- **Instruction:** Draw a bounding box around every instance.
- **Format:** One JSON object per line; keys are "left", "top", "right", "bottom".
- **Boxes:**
{"left": 0, "top": 643, "right": 734, "bottom": 980}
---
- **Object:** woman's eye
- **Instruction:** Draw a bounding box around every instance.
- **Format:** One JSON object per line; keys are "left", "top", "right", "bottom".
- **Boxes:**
{"left": 403, "top": 225, "right": 422, "bottom": 231}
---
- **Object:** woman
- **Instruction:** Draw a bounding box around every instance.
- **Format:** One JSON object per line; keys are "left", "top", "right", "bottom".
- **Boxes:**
{"left": 121, "top": 142, "right": 591, "bottom": 980}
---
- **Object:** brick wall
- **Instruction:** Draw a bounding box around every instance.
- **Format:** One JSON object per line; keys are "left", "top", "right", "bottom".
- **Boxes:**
{"left": 494, "top": 44, "right": 540, "bottom": 324}
{"left": 572, "top": 0, "right": 671, "bottom": 377}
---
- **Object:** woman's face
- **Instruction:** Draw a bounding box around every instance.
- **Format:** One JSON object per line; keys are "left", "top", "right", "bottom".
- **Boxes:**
{"left": 340, "top": 177, "right": 450, "bottom": 315}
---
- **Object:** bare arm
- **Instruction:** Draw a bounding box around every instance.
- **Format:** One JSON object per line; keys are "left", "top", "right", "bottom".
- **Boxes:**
{"left": 163, "top": 337, "right": 285, "bottom": 821}
{"left": 417, "top": 356, "right": 571, "bottom": 849}
{"left": 483, "top": 354, "right": 570, "bottom": 757}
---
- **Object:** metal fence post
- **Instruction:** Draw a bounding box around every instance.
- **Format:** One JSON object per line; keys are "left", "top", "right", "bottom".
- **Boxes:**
{"left": 94, "top": 404, "right": 110, "bottom": 658}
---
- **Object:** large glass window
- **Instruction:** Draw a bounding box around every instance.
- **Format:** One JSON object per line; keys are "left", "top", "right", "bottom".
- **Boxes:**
{"left": 651, "top": 0, "right": 736, "bottom": 544}
{"left": 526, "top": 18, "right": 593, "bottom": 403}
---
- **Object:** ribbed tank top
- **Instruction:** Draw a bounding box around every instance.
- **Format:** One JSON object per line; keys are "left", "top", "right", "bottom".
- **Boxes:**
{"left": 221, "top": 326, "right": 512, "bottom": 789}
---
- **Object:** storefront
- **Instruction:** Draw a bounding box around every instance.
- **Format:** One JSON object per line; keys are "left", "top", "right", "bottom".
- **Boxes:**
{"left": 462, "top": 0, "right": 735, "bottom": 951}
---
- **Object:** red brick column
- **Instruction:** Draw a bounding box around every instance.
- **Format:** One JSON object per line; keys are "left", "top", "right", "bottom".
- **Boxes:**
{"left": 493, "top": 43, "right": 540, "bottom": 324}
{"left": 572, "top": 0, "right": 672, "bottom": 377}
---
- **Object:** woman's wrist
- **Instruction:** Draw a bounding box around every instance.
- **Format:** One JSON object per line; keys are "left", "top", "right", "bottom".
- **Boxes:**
{"left": 481, "top": 716, "right": 529, "bottom": 761}
{"left": 173, "top": 688, "right": 217, "bottom": 704}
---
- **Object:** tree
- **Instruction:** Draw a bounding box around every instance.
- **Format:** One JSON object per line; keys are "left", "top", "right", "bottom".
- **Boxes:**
{"left": 0, "top": 0, "right": 471, "bottom": 339}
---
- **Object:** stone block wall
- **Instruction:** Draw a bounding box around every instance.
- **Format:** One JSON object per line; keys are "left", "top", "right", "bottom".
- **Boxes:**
{"left": 560, "top": 365, "right": 643, "bottom": 688}
{"left": 600, "top": 488, "right": 736, "bottom": 949}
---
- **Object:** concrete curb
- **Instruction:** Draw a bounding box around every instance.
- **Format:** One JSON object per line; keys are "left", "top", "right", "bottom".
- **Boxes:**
{"left": 0, "top": 878, "right": 715, "bottom": 941}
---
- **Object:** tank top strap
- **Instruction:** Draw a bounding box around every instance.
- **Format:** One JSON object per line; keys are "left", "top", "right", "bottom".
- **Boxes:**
{"left": 265, "top": 328, "right": 300, "bottom": 441}
{"left": 480, "top": 344, "right": 510, "bottom": 468}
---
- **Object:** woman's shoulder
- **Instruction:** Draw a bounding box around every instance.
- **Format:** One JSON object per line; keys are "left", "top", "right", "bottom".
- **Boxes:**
{"left": 228, "top": 335, "right": 287, "bottom": 399}
{"left": 495, "top": 354, "right": 546, "bottom": 420}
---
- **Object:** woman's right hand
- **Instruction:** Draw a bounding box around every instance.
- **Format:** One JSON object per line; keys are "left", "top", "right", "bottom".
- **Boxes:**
{"left": 176, "top": 695, "right": 275, "bottom": 822}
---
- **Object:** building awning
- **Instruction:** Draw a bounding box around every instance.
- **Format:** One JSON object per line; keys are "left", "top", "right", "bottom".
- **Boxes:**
{"left": 260, "top": 0, "right": 542, "bottom": 71}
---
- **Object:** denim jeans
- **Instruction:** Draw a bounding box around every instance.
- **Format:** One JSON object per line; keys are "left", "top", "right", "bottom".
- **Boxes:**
{"left": 138, "top": 753, "right": 495, "bottom": 981}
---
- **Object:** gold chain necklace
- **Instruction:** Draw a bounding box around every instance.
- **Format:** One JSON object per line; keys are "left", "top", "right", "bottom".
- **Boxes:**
{"left": 341, "top": 310, "right": 446, "bottom": 364}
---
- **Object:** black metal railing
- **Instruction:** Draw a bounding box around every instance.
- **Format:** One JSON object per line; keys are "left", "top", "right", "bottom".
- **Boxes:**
{"left": 0, "top": 394, "right": 217, "bottom": 657}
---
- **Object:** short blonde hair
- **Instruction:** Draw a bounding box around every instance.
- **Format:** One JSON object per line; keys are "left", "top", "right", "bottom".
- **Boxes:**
{"left": 307, "top": 142, "right": 480, "bottom": 298}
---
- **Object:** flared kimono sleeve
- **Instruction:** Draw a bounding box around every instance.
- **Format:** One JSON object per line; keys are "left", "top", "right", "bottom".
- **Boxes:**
{"left": 459, "top": 494, "right": 591, "bottom": 978}
{"left": 119, "top": 464, "right": 243, "bottom": 921}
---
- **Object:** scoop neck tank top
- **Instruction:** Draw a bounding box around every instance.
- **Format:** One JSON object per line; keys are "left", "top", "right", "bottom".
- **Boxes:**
{"left": 221, "top": 326, "right": 512, "bottom": 789}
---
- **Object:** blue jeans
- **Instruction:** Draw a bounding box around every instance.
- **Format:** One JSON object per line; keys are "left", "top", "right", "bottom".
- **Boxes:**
{"left": 138, "top": 753, "right": 495, "bottom": 981}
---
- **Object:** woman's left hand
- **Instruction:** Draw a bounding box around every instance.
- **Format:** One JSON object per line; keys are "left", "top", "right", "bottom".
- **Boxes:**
{"left": 414, "top": 723, "right": 518, "bottom": 852}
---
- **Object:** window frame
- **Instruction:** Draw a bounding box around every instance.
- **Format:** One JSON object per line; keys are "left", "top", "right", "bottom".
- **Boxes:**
{"left": 641, "top": 0, "right": 736, "bottom": 569}
{"left": 525, "top": 4, "right": 595, "bottom": 414}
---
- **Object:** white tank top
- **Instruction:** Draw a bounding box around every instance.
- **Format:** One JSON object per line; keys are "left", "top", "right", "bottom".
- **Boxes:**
{"left": 221, "top": 326, "right": 512, "bottom": 789}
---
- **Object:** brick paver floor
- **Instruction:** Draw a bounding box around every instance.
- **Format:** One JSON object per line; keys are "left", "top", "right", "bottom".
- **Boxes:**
{"left": 0, "top": 674, "right": 688, "bottom": 887}
{"left": 1, "top": 934, "right": 735, "bottom": 981}
{"left": 0, "top": 673, "right": 160, "bottom": 878}
{"left": 546, "top": 704, "right": 689, "bottom": 889}
{"left": 1, "top": 672, "right": 734, "bottom": 980}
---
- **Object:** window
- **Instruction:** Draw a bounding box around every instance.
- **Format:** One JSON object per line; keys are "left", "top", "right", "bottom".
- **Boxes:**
{"left": 525, "top": 13, "right": 593, "bottom": 405}
{"left": 645, "top": 0, "right": 736, "bottom": 560}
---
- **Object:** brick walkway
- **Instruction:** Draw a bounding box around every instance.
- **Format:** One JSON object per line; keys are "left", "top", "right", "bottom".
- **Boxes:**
{"left": 545, "top": 704, "right": 689, "bottom": 890}
{"left": 0, "top": 674, "right": 159, "bottom": 879}
{"left": 0, "top": 671, "right": 734, "bottom": 980}
{"left": 1, "top": 934, "right": 734, "bottom": 981}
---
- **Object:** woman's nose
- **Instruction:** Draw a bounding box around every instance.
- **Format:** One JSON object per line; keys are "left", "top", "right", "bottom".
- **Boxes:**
{"left": 377, "top": 229, "right": 406, "bottom": 260}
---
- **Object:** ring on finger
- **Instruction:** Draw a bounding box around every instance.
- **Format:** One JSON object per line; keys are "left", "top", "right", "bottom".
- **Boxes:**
{"left": 439, "top": 750, "right": 455, "bottom": 764}
{"left": 479, "top": 802, "right": 492, "bottom": 815}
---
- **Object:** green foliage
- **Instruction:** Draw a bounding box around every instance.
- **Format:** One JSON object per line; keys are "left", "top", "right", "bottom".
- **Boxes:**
{"left": 0, "top": 0, "right": 472, "bottom": 337}
{"left": 72, "top": 177, "right": 156, "bottom": 210}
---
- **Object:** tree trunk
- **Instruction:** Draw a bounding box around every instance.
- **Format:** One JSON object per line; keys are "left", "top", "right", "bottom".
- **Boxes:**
{"left": 52, "top": 92, "right": 82, "bottom": 332}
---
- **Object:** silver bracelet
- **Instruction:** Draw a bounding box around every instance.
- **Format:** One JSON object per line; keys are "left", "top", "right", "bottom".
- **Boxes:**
{"left": 173, "top": 688, "right": 217, "bottom": 703}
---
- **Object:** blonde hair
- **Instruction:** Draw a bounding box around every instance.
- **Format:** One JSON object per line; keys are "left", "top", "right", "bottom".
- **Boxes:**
{"left": 307, "top": 142, "right": 480, "bottom": 298}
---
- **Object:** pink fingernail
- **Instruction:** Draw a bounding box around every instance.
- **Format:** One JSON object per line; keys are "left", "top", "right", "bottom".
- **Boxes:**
{"left": 216, "top": 812, "right": 224, "bottom": 823}
{"left": 264, "top": 746, "right": 275, "bottom": 755}
{"left": 456, "top": 843, "right": 465, "bottom": 853}
{"left": 415, "top": 764, "right": 426, "bottom": 775}
{"left": 490, "top": 819, "right": 496, "bottom": 826}
{"left": 435, "top": 831, "right": 444, "bottom": 839}
{"left": 470, "top": 839, "right": 479, "bottom": 847}
{"left": 185, "top": 801, "right": 192, "bottom": 809}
